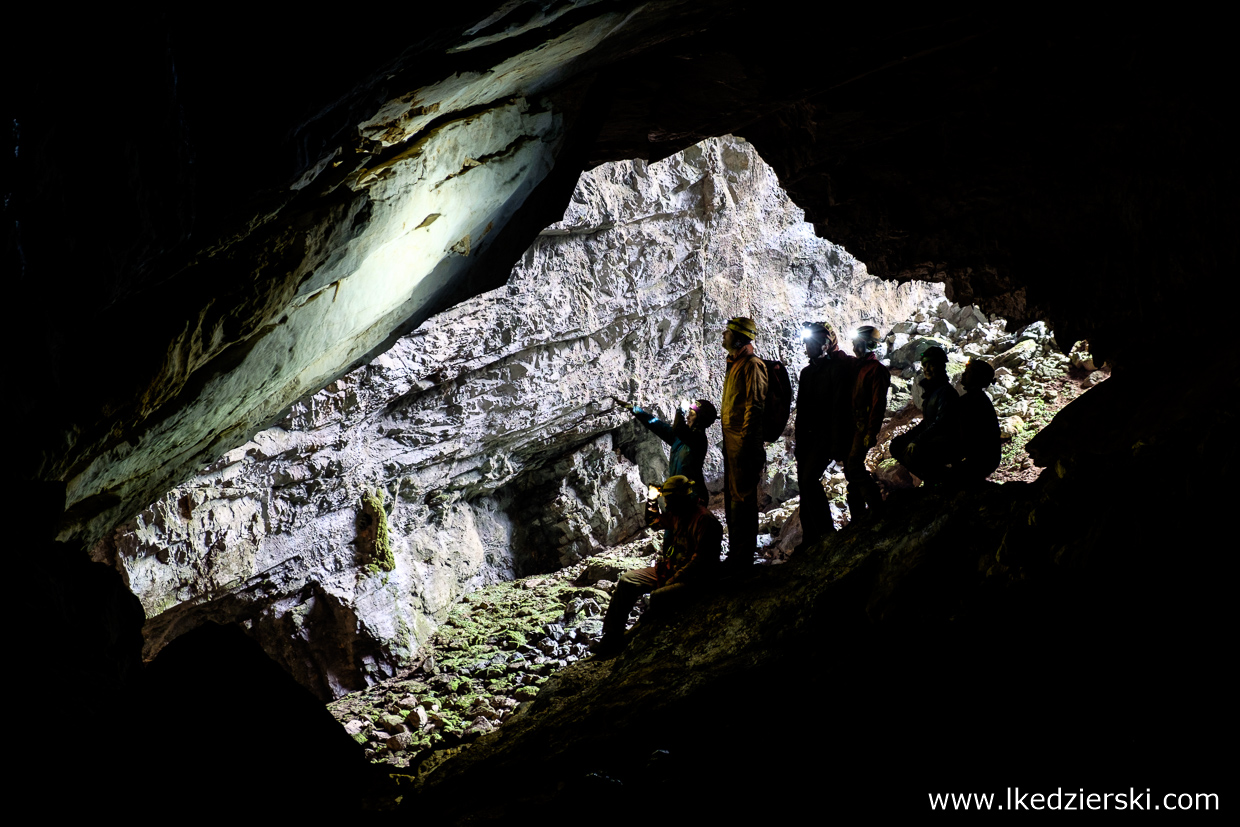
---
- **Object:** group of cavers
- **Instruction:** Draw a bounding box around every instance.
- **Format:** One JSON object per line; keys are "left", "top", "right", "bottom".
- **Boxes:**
{"left": 591, "top": 316, "right": 1002, "bottom": 657}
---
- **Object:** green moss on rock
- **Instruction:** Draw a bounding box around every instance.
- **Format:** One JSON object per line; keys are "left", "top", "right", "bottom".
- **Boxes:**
{"left": 361, "top": 488, "right": 395, "bottom": 572}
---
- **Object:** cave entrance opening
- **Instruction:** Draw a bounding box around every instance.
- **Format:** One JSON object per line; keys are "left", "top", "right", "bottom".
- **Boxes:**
{"left": 93, "top": 136, "right": 1106, "bottom": 763}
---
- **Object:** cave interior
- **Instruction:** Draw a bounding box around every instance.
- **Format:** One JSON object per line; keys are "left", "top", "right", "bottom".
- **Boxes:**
{"left": 10, "top": 5, "right": 1235, "bottom": 819}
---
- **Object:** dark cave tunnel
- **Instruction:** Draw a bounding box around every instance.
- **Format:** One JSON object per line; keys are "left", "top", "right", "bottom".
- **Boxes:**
{"left": 9, "top": 5, "right": 1236, "bottom": 819}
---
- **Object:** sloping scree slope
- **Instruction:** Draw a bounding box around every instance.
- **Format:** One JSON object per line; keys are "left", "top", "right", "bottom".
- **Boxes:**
{"left": 406, "top": 371, "right": 1233, "bottom": 820}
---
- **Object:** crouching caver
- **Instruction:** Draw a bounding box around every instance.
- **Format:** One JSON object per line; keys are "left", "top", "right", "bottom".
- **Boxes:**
{"left": 591, "top": 475, "right": 723, "bottom": 657}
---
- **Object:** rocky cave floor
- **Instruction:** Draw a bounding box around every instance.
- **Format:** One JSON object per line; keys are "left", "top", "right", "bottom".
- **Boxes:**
{"left": 327, "top": 296, "right": 1109, "bottom": 795}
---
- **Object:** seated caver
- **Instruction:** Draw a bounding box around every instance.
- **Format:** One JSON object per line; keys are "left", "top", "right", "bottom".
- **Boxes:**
{"left": 943, "top": 358, "right": 1001, "bottom": 485}
{"left": 591, "top": 475, "right": 723, "bottom": 657}
{"left": 891, "top": 345, "right": 958, "bottom": 484}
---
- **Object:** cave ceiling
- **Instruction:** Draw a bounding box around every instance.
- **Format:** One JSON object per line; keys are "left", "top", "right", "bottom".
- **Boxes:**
{"left": 9, "top": 5, "right": 1235, "bottom": 545}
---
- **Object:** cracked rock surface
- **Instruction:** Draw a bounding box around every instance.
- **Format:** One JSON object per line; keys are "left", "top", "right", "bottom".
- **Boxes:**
{"left": 95, "top": 136, "right": 938, "bottom": 699}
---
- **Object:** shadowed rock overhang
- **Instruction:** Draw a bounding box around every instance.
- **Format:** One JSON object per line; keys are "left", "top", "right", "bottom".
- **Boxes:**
{"left": 12, "top": 7, "right": 1235, "bottom": 550}
{"left": 9, "top": 4, "right": 1237, "bottom": 818}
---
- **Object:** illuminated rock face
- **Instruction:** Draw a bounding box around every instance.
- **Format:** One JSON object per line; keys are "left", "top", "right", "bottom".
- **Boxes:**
{"left": 30, "top": 7, "right": 1233, "bottom": 565}
{"left": 43, "top": 2, "right": 719, "bottom": 551}
{"left": 96, "top": 136, "right": 938, "bottom": 699}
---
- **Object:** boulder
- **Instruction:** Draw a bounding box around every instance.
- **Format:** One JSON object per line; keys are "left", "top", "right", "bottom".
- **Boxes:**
{"left": 582, "top": 561, "right": 623, "bottom": 586}
{"left": 387, "top": 732, "right": 415, "bottom": 752}
{"left": 993, "top": 339, "right": 1038, "bottom": 371}
{"left": 1071, "top": 350, "right": 1097, "bottom": 371}
{"left": 889, "top": 335, "right": 953, "bottom": 370}
{"left": 379, "top": 713, "right": 408, "bottom": 734}
{"left": 1000, "top": 416, "right": 1025, "bottom": 439}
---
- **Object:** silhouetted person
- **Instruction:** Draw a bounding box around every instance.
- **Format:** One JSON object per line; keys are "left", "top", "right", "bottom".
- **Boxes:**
{"left": 944, "top": 358, "right": 1001, "bottom": 485}
{"left": 591, "top": 475, "right": 723, "bottom": 657}
{"left": 720, "top": 316, "right": 768, "bottom": 571}
{"left": 844, "top": 325, "right": 891, "bottom": 522}
{"left": 616, "top": 397, "right": 717, "bottom": 504}
{"left": 793, "top": 321, "right": 855, "bottom": 548}
{"left": 891, "top": 345, "right": 959, "bottom": 484}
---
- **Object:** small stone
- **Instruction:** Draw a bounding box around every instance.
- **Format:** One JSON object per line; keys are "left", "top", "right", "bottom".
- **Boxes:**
{"left": 344, "top": 719, "right": 368, "bottom": 736}
{"left": 1000, "top": 416, "right": 1025, "bottom": 439}
{"left": 408, "top": 706, "right": 429, "bottom": 728}
{"left": 396, "top": 695, "right": 420, "bottom": 710}
{"left": 380, "top": 713, "right": 408, "bottom": 733}
{"left": 388, "top": 732, "right": 414, "bottom": 752}
{"left": 582, "top": 561, "right": 623, "bottom": 584}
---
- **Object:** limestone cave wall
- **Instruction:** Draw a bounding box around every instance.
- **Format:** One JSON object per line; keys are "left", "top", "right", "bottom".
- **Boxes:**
{"left": 10, "top": 4, "right": 1235, "bottom": 817}
{"left": 93, "top": 136, "right": 936, "bottom": 699}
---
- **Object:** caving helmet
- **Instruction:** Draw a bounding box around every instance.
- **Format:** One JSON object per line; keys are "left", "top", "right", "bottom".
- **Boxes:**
{"left": 726, "top": 316, "right": 758, "bottom": 341}
{"left": 659, "top": 475, "right": 694, "bottom": 499}
{"left": 691, "top": 399, "right": 718, "bottom": 429}
{"left": 851, "top": 325, "right": 882, "bottom": 353}
{"left": 800, "top": 321, "right": 838, "bottom": 350}
{"left": 920, "top": 345, "right": 949, "bottom": 367}
{"left": 965, "top": 357, "right": 996, "bottom": 387}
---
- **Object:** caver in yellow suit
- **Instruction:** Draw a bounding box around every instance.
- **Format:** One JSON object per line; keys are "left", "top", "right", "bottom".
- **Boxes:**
{"left": 720, "top": 316, "right": 767, "bottom": 571}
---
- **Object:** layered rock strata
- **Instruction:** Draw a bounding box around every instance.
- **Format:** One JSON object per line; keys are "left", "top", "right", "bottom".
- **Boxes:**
{"left": 95, "top": 137, "right": 938, "bottom": 699}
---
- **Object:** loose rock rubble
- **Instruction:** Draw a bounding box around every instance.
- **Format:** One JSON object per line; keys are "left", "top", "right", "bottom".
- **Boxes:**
{"left": 331, "top": 295, "right": 1110, "bottom": 770}
{"left": 328, "top": 535, "right": 657, "bottom": 770}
